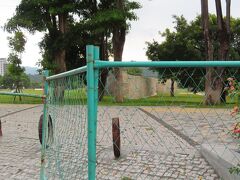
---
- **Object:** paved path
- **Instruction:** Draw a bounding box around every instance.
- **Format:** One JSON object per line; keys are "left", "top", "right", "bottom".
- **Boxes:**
{"left": 0, "top": 105, "right": 42, "bottom": 180}
{"left": 0, "top": 105, "right": 222, "bottom": 179}
{"left": 142, "top": 107, "right": 240, "bottom": 162}
{"left": 96, "top": 106, "right": 220, "bottom": 180}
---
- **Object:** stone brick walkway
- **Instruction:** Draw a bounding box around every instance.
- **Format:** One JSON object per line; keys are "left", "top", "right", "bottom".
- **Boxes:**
{"left": 96, "top": 107, "right": 220, "bottom": 180}
{"left": 0, "top": 105, "right": 42, "bottom": 180}
{"left": 0, "top": 105, "right": 223, "bottom": 179}
{"left": 142, "top": 107, "right": 239, "bottom": 154}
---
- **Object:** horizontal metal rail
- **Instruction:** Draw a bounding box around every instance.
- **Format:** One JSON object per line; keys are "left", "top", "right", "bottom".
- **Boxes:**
{"left": 44, "top": 60, "right": 240, "bottom": 82}
{"left": 94, "top": 61, "right": 240, "bottom": 68}
{"left": 46, "top": 66, "right": 87, "bottom": 81}
{"left": 0, "top": 92, "right": 44, "bottom": 99}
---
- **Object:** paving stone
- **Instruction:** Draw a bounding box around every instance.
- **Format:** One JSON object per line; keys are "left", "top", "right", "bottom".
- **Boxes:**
{"left": 0, "top": 106, "right": 222, "bottom": 179}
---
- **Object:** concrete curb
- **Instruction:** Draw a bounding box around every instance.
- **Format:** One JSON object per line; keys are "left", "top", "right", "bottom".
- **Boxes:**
{"left": 200, "top": 143, "right": 240, "bottom": 180}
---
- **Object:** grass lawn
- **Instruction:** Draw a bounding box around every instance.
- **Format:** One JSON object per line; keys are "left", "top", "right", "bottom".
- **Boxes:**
{"left": 0, "top": 88, "right": 238, "bottom": 108}
{"left": 100, "top": 92, "right": 237, "bottom": 108}
{"left": 0, "top": 89, "right": 43, "bottom": 104}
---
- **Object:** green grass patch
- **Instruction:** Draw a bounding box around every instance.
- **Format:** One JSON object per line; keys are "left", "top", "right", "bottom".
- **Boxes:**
{"left": 0, "top": 88, "right": 238, "bottom": 108}
{"left": 99, "top": 92, "right": 237, "bottom": 108}
{"left": 0, "top": 89, "right": 43, "bottom": 104}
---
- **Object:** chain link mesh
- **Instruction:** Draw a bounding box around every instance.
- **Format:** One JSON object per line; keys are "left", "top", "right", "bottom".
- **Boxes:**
{"left": 96, "top": 67, "right": 240, "bottom": 179}
{"left": 42, "top": 73, "right": 88, "bottom": 179}
{"left": 41, "top": 66, "right": 240, "bottom": 179}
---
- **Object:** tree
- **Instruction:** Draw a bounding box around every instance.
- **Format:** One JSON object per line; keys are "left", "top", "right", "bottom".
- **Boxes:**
{"left": 1, "top": 72, "right": 30, "bottom": 90}
{"left": 91, "top": 0, "right": 140, "bottom": 102}
{"left": 21, "top": 73, "right": 31, "bottom": 88}
{"left": 7, "top": 31, "right": 26, "bottom": 100}
{"left": 5, "top": 0, "right": 83, "bottom": 74}
{"left": 2, "top": 73, "right": 14, "bottom": 89}
{"left": 146, "top": 16, "right": 203, "bottom": 96}
{"left": 146, "top": 14, "right": 240, "bottom": 98}
{"left": 111, "top": 0, "right": 140, "bottom": 102}
{"left": 86, "top": 0, "right": 140, "bottom": 101}
{"left": 201, "top": 0, "right": 216, "bottom": 105}
{"left": 202, "top": 0, "right": 231, "bottom": 105}
{"left": 6, "top": 0, "right": 140, "bottom": 103}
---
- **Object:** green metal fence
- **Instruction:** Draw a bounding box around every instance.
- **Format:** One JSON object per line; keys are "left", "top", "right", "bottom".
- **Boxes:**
{"left": 39, "top": 45, "right": 240, "bottom": 180}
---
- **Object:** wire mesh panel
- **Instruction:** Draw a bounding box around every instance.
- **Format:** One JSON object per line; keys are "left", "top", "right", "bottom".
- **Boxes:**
{"left": 96, "top": 66, "right": 240, "bottom": 179}
{"left": 41, "top": 72, "right": 88, "bottom": 179}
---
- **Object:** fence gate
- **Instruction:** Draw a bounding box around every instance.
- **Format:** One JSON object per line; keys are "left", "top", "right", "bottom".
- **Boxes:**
{"left": 40, "top": 45, "right": 240, "bottom": 180}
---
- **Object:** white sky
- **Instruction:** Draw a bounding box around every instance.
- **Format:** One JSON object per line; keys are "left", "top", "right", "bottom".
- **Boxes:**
{"left": 0, "top": 0, "right": 240, "bottom": 67}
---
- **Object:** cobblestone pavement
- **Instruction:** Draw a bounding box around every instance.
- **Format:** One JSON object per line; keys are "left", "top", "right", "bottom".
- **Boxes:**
{"left": 142, "top": 107, "right": 240, "bottom": 158}
{"left": 95, "top": 107, "right": 220, "bottom": 179}
{"left": 0, "top": 105, "right": 42, "bottom": 180}
{"left": 1, "top": 105, "right": 221, "bottom": 179}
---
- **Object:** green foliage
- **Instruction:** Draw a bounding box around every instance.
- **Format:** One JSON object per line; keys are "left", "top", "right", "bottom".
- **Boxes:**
{"left": 1, "top": 72, "right": 13, "bottom": 89}
{"left": 8, "top": 31, "right": 26, "bottom": 53}
{"left": 146, "top": 15, "right": 240, "bottom": 92}
{"left": 6, "top": 0, "right": 140, "bottom": 73}
{"left": 28, "top": 74, "right": 43, "bottom": 88}
{"left": 7, "top": 31, "right": 27, "bottom": 90}
{"left": 5, "top": 0, "right": 80, "bottom": 33}
{"left": 21, "top": 73, "right": 31, "bottom": 88}
{"left": 89, "top": 1, "right": 141, "bottom": 28}
{"left": 127, "top": 68, "right": 142, "bottom": 76}
{"left": 1, "top": 72, "right": 31, "bottom": 89}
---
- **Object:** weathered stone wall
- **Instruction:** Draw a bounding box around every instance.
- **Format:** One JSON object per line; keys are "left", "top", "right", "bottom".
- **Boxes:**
{"left": 105, "top": 70, "right": 177, "bottom": 99}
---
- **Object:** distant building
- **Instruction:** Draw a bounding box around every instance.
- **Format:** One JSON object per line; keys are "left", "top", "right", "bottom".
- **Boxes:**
{"left": 0, "top": 58, "right": 8, "bottom": 76}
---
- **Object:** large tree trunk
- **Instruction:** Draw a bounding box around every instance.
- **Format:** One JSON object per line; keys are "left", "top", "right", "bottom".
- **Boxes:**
{"left": 52, "top": 13, "right": 68, "bottom": 101}
{"left": 112, "top": 0, "right": 126, "bottom": 103}
{"left": 201, "top": 0, "right": 215, "bottom": 105}
{"left": 204, "top": 0, "right": 231, "bottom": 105}
{"left": 113, "top": 28, "right": 125, "bottom": 103}
{"left": 215, "top": 0, "right": 230, "bottom": 103}
{"left": 202, "top": 0, "right": 226, "bottom": 105}
{"left": 99, "top": 34, "right": 109, "bottom": 101}
{"left": 205, "top": 67, "right": 225, "bottom": 105}
{"left": 216, "top": 0, "right": 230, "bottom": 60}
{"left": 54, "top": 13, "right": 68, "bottom": 74}
{"left": 113, "top": 28, "right": 125, "bottom": 62}
{"left": 220, "top": 0, "right": 231, "bottom": 103}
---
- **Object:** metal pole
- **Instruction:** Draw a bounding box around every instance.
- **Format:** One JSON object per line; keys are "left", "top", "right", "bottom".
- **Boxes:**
{"left": 40, "top": 70, "right": 49, "bottom": 180}
{"left": 87, "top": 45, "right": 96, "bottom": 180}
{"left": 94, "top": 46, "right": 100, "bottom": 141}
{"left": 94, "top": 60, "right": 240, "bottom": 69}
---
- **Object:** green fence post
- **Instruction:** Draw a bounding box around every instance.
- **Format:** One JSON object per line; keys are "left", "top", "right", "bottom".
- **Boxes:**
{"left": 40, "top": 70, "right": 49, "bottom": 180}
{"left": 94, "top": 46, "right": 100, "bottom": 135}
{"left": 87, "top": 45, "right": 96, "bottom": 180}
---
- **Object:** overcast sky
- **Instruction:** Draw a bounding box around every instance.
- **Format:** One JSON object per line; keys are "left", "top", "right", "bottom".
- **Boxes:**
{"left": 1, "top": 1, "right": 240, "bottom": 67}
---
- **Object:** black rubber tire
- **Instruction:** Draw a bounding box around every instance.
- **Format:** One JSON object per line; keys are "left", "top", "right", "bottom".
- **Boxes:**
{"left": 38, "top": 114, "right": 53, "bottom": 145}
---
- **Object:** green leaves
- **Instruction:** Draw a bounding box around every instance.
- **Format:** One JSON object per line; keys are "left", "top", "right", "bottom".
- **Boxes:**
{"left": 6, "top": 31, "right": 26, "bottom": 89}
{"left": 8, "top": 31, "right": 26, "bottom": 53}
{"left": 5, "top": 0, "right": 141, "bottom": 72}
{"left": 88, "top": 0, "right": 140, "bottom": 29}
{"left": 5, "top": 0, "right": 47, "bottom": 33}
